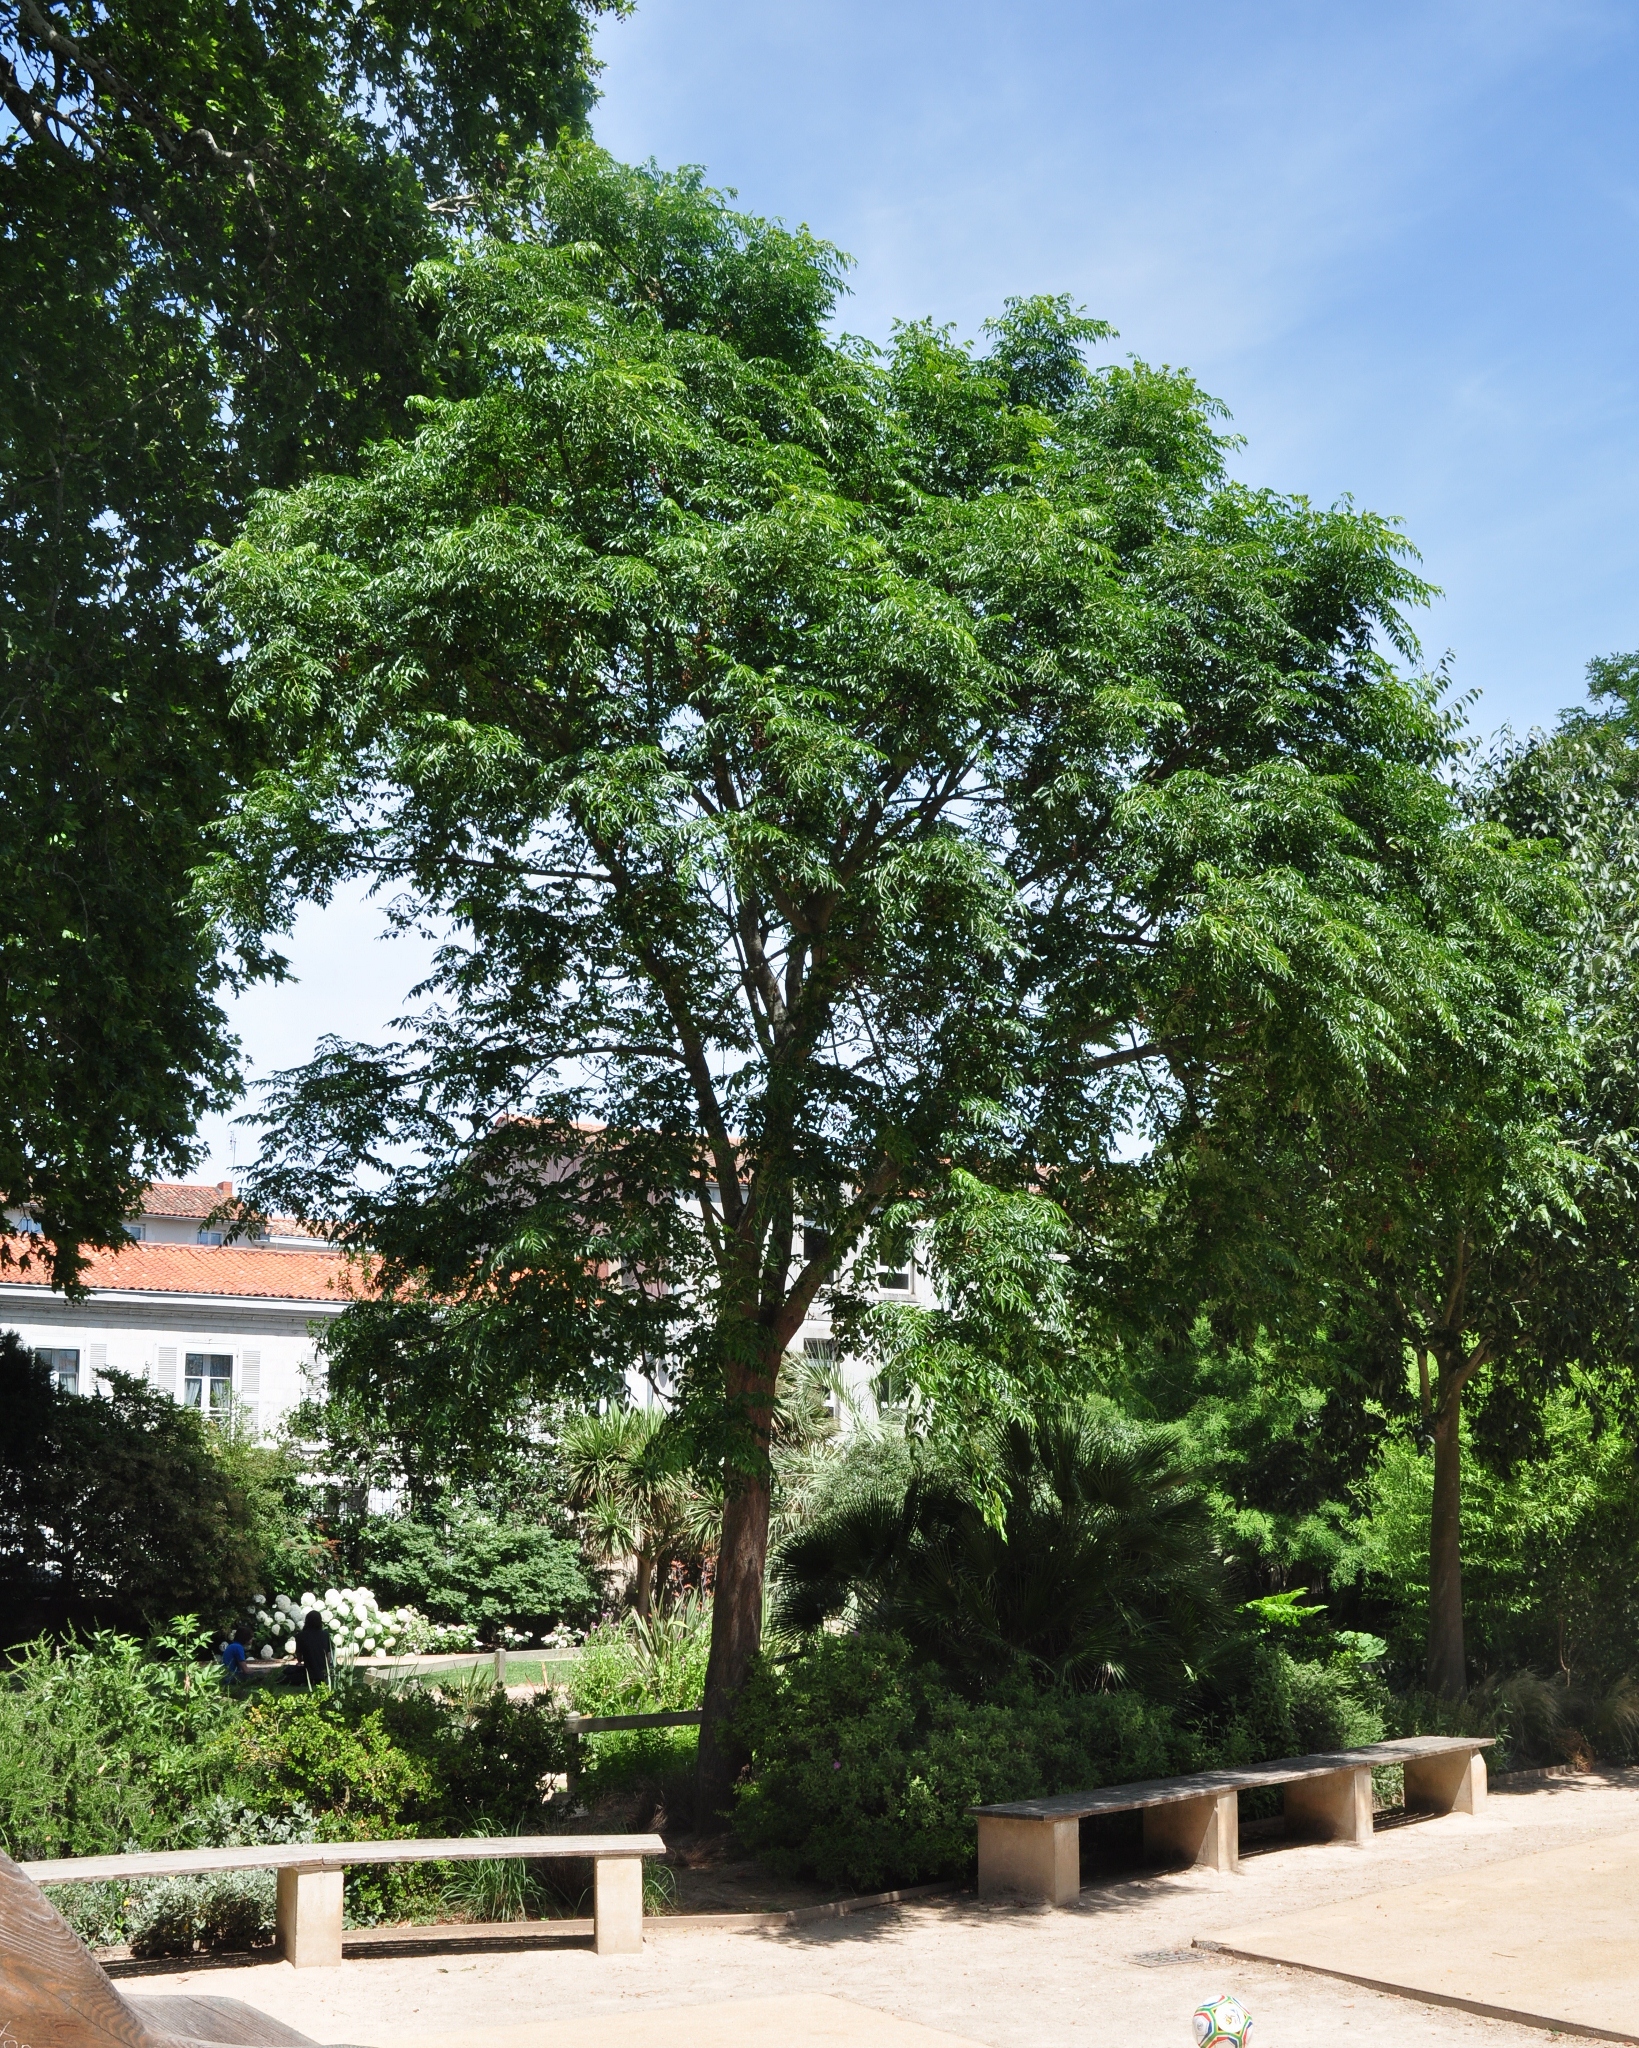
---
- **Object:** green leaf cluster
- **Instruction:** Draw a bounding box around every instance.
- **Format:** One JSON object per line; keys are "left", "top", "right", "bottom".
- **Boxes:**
{"left": 0, "top": 0, "right": 621, "bottom": 1277}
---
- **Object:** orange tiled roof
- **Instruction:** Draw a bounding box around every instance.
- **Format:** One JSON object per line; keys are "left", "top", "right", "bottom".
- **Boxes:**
{"left": 138, "top": 1181, "right": 237, "bottom": 1218}
{"left": 135, "top": 1181, "right": 321, "bottom": 1238}
{"left": 0, "top": 1237, "right": 356, "bottom": 1303}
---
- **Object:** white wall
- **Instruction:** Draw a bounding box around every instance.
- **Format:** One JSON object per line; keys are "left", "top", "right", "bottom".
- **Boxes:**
{"left": 0, "top": 1290, "right": 342, "bottom": 1437}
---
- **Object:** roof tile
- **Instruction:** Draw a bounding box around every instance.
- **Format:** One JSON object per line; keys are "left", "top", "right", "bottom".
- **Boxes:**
{"left": 0, "top": 1238, "right": 358, "bottom": 1304}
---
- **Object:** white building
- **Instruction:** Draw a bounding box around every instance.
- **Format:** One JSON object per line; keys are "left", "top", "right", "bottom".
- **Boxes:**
{"left": 1, "top": 1180, "right": 926, "bottom": 1433}
{"left": 1, "top": 1182, "right": 350, "bottom": 1434}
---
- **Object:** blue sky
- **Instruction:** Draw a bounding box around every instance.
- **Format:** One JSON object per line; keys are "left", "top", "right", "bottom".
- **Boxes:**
{"left": 194, "top": 0, "right": 1639, "bottom": 1176}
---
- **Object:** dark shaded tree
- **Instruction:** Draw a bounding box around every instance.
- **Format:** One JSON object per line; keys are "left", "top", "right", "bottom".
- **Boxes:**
{"left": 772, "top": 1405, "right": 1221, "bottom": 1696}
{"left": 0, "top": 0, "right": 622, "bottom": 1282}
{"left": 0, "top": 1332, "right": 264, "bottom": 1639}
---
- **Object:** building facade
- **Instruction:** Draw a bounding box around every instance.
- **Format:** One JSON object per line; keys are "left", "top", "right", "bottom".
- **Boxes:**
{"left": 0, "top": 1183, "right": 350, "bottom": 1434}
{"left": 1, "top": 1183, "right": 926, "bottom": 1433}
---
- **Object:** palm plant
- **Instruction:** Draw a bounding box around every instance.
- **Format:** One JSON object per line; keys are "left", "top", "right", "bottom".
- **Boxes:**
{"left": 560, "top": 1408, "right": 720, "bottom": 1616}
{"left": 770, "top": 1404, "right": 1222, "bottom": 1695}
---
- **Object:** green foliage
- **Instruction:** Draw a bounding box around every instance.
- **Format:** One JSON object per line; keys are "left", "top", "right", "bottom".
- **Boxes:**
{"left": 772, "top": 1405, "right": 1221, "bottom": 1696}
{"left": 352, "top": 1512, "right": 597, "bottom": 1643}
{"left": 732, "top": 1629, "right": 1385, "bottom": 1892}
{"left": 0, "top": 1626, "right": 238, "bottom": 1860}
{"left": 732, "top": 1632, "right": 1181, "bottom": 1891}
{"left": 214, "top": 138, "right": 1491, "bottom": 1773}
{"left": 573, "top": 1595, "right": 713, "bottom": 1718}
{"left": 561, "top": 1407, "right": 720, "bottom": 1616}
{"left": 0, "top": 0, "right": 621, "bottom": 1276}
{"left": 0, "top": 1336, "right": 266, "bottom": 1643}
{"left": 1360, "top": 1389, "right": 1639, "bottom": 1685}
{"left": 570, "top": 1595, "right": 711, "bottom": 1805}
{"left": 228, "top": 1690, "right": 433, "bottom": 1833}
{"left": 1116, "top": 1319, "right": 1389, "bottom": 1606}
{"left": 128, "top": 1872, "right": 276, "bottom": 1959}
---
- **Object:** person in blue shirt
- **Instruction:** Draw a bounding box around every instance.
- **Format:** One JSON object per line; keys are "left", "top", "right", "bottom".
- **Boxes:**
{"left": 220, "top": 1626, "right": 251, "bottom": 1680}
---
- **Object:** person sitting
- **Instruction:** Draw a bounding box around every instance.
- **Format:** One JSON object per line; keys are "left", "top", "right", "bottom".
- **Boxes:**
{"left": 293, "top": 1610, "right": 334, "bottom": 1690}
{"left": 219, "top": 1626, "right": 251, "bottom": 1681}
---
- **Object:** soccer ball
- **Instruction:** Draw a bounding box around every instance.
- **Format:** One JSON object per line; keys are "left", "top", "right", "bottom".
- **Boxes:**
{"left": 1193, "top": 1993, "right": 1252, "bottom": 2045}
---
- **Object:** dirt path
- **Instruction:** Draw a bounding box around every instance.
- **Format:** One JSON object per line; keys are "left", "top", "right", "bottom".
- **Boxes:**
{"left": 131, "top": 1766, "right": 1639, "bottom": 2047}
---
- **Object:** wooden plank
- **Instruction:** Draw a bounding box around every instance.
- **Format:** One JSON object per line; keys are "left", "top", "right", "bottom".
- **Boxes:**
{"left": 566, "top": 1709, "right": 702, "bottom": 1734}
{"left": 971, "top": 1736, "right": 1495, "bottom": 1824}
{"left": 22, "top": 1835, "right": 666, "bottom": 1886}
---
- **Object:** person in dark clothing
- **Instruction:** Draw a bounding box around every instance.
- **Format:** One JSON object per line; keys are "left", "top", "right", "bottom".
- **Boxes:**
{"left": 294, "top": 1609, "right": 333, "bottom": 1689}
{"left": 220, "top": 1626, "right": 251, "bottom": 1680}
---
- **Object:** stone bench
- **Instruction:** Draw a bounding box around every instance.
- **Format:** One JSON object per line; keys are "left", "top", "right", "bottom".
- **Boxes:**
{"left": 22, "top": 1830, "right": 666, "bottom": 1964}
{"left": 972, "top": 1734, "right": 1493, "bottom": 1905}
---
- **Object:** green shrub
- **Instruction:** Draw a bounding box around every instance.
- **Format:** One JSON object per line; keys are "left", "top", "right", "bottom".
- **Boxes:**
{"left": 0, "top": 1338, "right": 266, "bottom": 1644}
{"left": 732, "top": 1631, "right": 1184, "bottom": 1892}
{"left": 48, "top": 1868, "right": 281, "bottom": 1959}
{"left": 732, "top": 1629, "right": 1392, "bottom": 1892}
{"left": 48, "top": 1881, "right": 132, "bottom": 1951}
{"left": 128, "top": 1871, "right": 276, "bottom": 1958}
{"left": 352, "top": 1513, "right": 597, "bottom": 1643}
{"left": 570, "top": 1595, "right": 708, "bottom": 1808}
{"left": 409, "top": 1683, "right": 573, "bottom": 1830}
{"left": 1191, "top": 1639, "right": 1386, "bottom": 1768}
{"left": 227, "top": 1689, "right": 432, "bottom": 1832}
{"left": 572, "top": 1594, "right": 710, "bottom": 1717}
{"left": 0, "top": 1627, "right": 237, "bottom": 1860}
{"left": 1361, "top": 1402, "right": 1639, "bottom": 1687}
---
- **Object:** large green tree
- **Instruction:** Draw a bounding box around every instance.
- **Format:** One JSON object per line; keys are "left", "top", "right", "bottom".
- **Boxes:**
{"left": 214, "top": 146, "right": 1504, "bottom": 1816}
{"left": 1134, "top": 656, "right": 1639, "bottom": 1698}
{"left": 0, "top": 0, "right": 620, "bottom": 1283}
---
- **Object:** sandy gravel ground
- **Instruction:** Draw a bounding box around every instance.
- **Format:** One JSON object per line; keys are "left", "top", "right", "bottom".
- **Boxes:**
{"left": 128, "top": 1766, "right": 1639, "bottom": 2048}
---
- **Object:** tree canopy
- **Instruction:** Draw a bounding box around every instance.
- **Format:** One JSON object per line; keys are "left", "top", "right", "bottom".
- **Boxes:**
{"left": 213, "top": 144, "right": 1531, "bottom": 1809}
{"left": 0, "top": 0, "right": 621, "bottom": 1282}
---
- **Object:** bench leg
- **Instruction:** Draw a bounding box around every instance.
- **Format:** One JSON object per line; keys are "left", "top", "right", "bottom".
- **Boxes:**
{"left": 1142, "top": 1791, "right": 1238, "bottom": 1874}
{"left": 593, "top": 1854, "right": 645, "bottom": 1953}
{"left": 1284, "top": 1766, "right": 1374, "bottom": 1846}
{"left": 975, "top": 1815, "right": 1080, "bottom": 1905}
{"left": 1404, "top": 1748, "right": 1486, "bottom": 1817}
{"left": 275, "top": 1866, "right": 343, "bottom": 1968}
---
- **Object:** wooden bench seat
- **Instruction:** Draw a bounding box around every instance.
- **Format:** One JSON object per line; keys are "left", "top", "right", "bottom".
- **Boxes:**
{"left": 2, "top": 1846, "right": 333, "bottom": 2048}
{"left": 22, "top": 1831, "right": 667, "bottom": 1965}
{"left": 972, "top": 1735, "right": 1493, "bottom": 1905}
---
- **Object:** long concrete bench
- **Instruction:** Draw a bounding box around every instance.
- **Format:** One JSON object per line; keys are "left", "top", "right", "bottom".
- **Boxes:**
{"left": 22, "top": 1830, "right": 666, "bottom": 1964}
{"left": 972, "top": 1734, "right": 1493, "bottom": 1905}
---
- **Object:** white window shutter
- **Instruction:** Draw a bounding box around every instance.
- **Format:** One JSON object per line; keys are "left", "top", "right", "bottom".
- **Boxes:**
{"left": 240, "top": 1350, "right": 261, "bottom": 1395}
{"left": 241, "top": 1402, "right": 259, "bottom": 1435}
{"left": 89, "top": 1342, "right": 108, "bottom": 1393}
{"left": 154, "top": 1347, "right": 177, "bottom": 1394}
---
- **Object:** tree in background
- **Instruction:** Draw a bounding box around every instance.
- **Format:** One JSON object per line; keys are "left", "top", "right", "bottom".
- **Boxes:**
{"left": 0, "top": 0, "right": 622, "bottom": 1282}
{"left": 772, "top": 1405, "right": 1221, "bottom": 1698}
{"left": 0, "top": 1332, "right": 268, "bottom": 1639}
{"left": 561, "top": 1407, "right": 719, "bottom": 1617}
{"left": 215, "top": 146, "right": 1509, "bottom": 1816}
{"left": 1121, "top": 644, "right": 1639, "bottom": 1699}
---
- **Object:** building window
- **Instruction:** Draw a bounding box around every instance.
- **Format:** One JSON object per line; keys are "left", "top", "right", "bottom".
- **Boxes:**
{"left": 803, "top": 1337, "right": 837, "bottom": 1367}
{"left": 36, "top": 1348, "right": 80, "bottom": 1395}
{"left": 877, "top": 1263, "right": 912, "bottom": 1293}
{"left": 185, "top": 1352, "right": 233, "bottom": 1416}
{"left": 196, "top": 1228, "right": 227, "bottom": 1246}
{"left": 802, "top": 1224, "right": 832, "bottom": 1263}
{"left": 123, "top": 1221, "right": 146, "bottom": 1240}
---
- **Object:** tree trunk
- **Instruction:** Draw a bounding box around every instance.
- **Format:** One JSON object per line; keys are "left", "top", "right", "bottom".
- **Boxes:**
{"left": 1427, "top": 1388, "right": 1466, "bottom": 1698}
{"left": 632, "top": 1549, "right": 655, "bottom": 1619}
{"left": 694, "top": 1459, "right": 772, "bottom": 1828}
